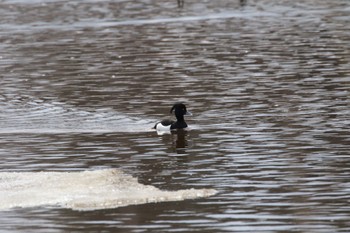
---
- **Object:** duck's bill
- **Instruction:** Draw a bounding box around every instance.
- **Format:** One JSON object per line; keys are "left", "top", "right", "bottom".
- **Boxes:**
{"left": 185, "top": 111, "right": 193, "bottom": 116}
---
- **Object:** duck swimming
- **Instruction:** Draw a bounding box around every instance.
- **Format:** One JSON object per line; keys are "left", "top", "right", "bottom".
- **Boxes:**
{"left": 154, "top": 103, "right": 191, "bottom": 131}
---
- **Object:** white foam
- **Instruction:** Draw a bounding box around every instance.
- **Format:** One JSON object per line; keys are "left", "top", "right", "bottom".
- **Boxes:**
{"left": 0, "top": 169, "right": 216, "bottom": 211}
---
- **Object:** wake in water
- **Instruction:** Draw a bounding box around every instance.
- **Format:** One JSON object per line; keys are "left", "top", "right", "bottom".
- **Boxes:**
{"left": 0, "top": 95, "right": 153, "bottom": 134}
{"left": 0, "top": 169, "right": 216, "bottom": 211}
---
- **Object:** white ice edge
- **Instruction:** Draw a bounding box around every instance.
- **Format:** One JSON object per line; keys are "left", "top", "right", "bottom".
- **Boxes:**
{"left": 0, "top": 169, "right": 217, "bottom": 211}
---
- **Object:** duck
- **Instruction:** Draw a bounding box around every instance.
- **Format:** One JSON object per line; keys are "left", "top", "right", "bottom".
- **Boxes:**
{"left": 154, "top": 103, "right": 192, "bottom": 131}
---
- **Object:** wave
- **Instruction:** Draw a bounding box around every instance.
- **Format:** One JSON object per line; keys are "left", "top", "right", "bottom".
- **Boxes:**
{"left": 0, "top": 96, "right": 153, "bottom": 134}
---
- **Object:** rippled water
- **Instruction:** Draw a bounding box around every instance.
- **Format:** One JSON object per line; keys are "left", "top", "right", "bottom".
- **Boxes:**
{"left": 1, "top": 0, "right": 350, "bottom": 232}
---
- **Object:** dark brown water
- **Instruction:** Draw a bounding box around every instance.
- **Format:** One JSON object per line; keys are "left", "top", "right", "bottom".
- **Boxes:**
{"left": 1, "top": 0, "right": 350, "bottom": 232}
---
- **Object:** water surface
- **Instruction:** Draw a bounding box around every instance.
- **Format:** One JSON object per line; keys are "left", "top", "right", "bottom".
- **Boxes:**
{"left": 0, "top": 0, "right": 349, "bottom": 232}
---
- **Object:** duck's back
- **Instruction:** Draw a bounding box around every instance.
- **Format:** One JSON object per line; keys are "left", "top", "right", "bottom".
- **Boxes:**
{"left": 170, "top": 121, "right": 188, "bottom": 130}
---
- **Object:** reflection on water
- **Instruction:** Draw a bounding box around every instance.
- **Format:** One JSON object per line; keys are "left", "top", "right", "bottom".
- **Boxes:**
{"left": 0, "top": 0, "right": 350, "bottom": 232}
{"left": 177, "top": 0, "right": 184, "bottom": 8}
{"left": 158, "top": 130, "right": 190, "bottom": 154}
{"left": 172, "top": 130, "right": 189, "bottom": 154}
{"left": 240, "top": 0, "right": 247, "bottom": 7}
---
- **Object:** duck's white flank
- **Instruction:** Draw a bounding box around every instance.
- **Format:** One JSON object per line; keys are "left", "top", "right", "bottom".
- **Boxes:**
{"left": 155, "top": 123, "right": 171, "bottom": 131}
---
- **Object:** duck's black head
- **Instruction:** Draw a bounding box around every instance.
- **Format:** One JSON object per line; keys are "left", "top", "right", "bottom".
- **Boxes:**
{"left": 170, "top": 103, "right": 191, "bottom": 121}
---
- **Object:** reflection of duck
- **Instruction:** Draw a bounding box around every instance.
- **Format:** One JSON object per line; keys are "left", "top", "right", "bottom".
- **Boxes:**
{"left": 172, "top": 130, "right": 188, "bottom": 154}
{"left": 177, "top": 0, "right": 184, "bottom": 8}
{"left": 154, "top": 103, "right": 191, "bottom": 131}
{"left": 240, "top": 0, "right": 247, "bottom": 7}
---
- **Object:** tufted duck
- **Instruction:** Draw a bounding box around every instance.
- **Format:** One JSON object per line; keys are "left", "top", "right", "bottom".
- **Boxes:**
{"left": 153, "top": 103, "right": 191, "bottom": 131}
